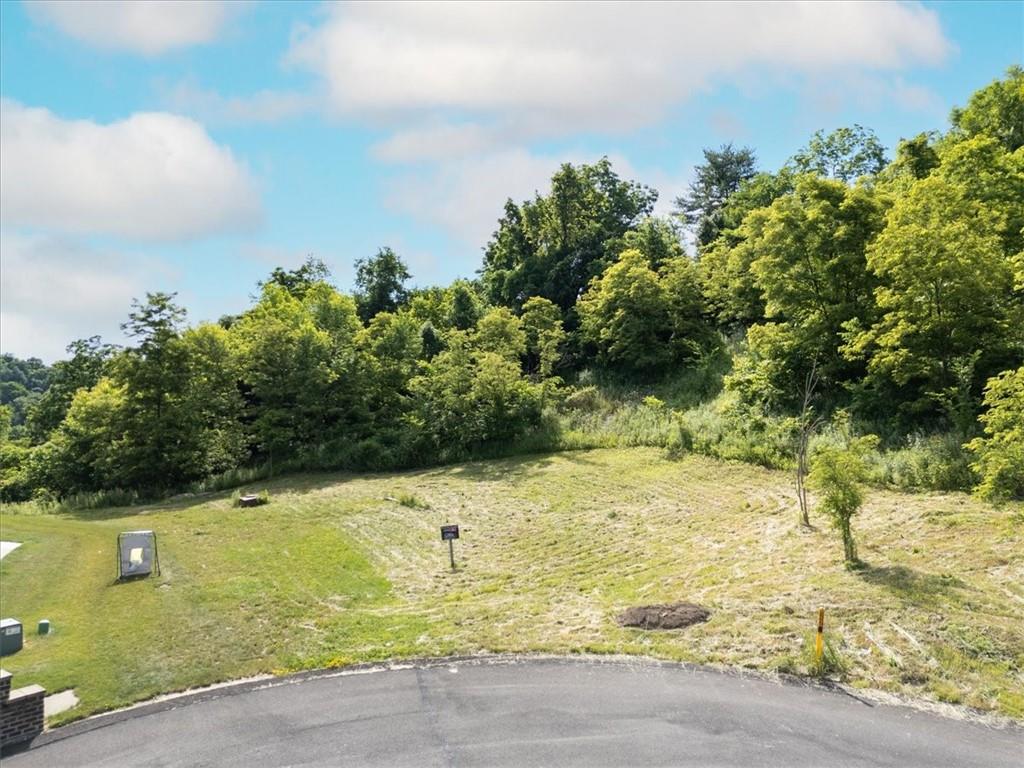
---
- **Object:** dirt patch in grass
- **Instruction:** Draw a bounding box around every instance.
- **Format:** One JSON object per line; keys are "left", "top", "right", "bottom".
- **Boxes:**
{"left": 617, "top": 602, "right": 711, "bottom": 630}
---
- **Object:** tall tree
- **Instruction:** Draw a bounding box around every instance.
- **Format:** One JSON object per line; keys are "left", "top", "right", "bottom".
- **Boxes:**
{"left": 28, "top": 337, "right": 116, "bottom": 442}
{"left": 578, "top": 249, "right": 712, "bottom": 375}
{"left": 675, "top": 144, "right": 757, "bottom": 249}
{"left": 791, "top": 125, "right": 887, "bottom": 182}
{"left": 114, "top": 292, "right": 193, "bottom": 489}
{"left": 966, "top": 366, "right": 1024, "bottom": 501}
{"left": 521, "top": 297, "right": 566, "bottom": 379}
{"left": 259, "top": 256, "right": 332, "bottom": 300}
{"left": 890, "top": 132, "right": 941, "bottom": 180}
{"left": 481, "top": 158, "right": 657, "bottom": 311}
{"left": 473, "top": 307, "right": 527, "bottom": 362}
{"left": 233, "top": 283, "right": 363, "bottom": 467}
{"left": 845, "top": 176, "right": 1013, "bottom": 426}
{"left": 949, "top": 64, "right": 1024, "bottom": 153}
{"left": 724, "top": 176, "right": 885, "bottom": 411}
{"left": 578, "top": 249, "right": 673, "bottom": 374}
{"left": 354, "top": 247, "right": 412, "bottom": 323}
{"left": 447, "top": 280, "right": 482, "bottom": 331}
{"left": 357, "top": 311, "right": 422, "bottom": 431}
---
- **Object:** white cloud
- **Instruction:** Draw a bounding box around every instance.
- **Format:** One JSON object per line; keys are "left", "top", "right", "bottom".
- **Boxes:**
{"left": 384, "top": 148, "right": 563, "bottom": 248}
{"left": 26, "top": 0, "right": 241, "bottom": 56}
{"left": 0, "top": 233, "right": 167, "bottom": 361}
{"left": 371, "top": 122, "right": 505, "bottom": 163}
{"left": 290, "top": 1, "right": 951, "bottom": 136}
{"left": 0, "top": 100, "right": 262, "bottom": 242}
{"left": 161, "top": 82, "right": 314, "bottom": 124}
{"left": 383, "top": 147, "right": 688, "bottom": 249}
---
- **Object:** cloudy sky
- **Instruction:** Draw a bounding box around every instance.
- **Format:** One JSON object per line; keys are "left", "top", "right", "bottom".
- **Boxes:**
{"left": 1, "top": 0, "right": 1020, "bottom": 361}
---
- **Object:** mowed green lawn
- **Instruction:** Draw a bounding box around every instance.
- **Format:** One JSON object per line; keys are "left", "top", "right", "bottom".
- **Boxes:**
{"left": 1, "top": 448, "right": 1022, "bottom": 724}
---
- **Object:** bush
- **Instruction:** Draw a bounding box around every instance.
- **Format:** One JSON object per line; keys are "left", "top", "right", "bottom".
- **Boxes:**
{"left": 809, "top": 425, "right": 879, "bottom": 566}
{"left": 561, "top": 385, "right": 609, "bottom": 413}
{"left": 864, "top": 433, "right": 976, "bottom": 492}
{"left": 966, "top": 366, "right": 1024, "bottom": 501}
{"left": 665, "top": 414, "right": 695, "bottom": 459}
{"left": 677, "top": 395, "right": 794, "bottom": 469}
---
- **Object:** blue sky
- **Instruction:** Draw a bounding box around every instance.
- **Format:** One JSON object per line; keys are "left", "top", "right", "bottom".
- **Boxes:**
{"left": 1, "top": 0, "right": 1021, "bottom": 361}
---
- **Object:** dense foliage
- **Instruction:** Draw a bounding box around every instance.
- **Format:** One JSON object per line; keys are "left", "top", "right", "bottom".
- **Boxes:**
{"left": 2, "top": 69, "right": 1021, "bottom": 504}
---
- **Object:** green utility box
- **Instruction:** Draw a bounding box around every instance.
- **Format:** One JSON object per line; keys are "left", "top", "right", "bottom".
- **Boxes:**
{"left": 0, "top": 618, "right": 23, "bottom": 656}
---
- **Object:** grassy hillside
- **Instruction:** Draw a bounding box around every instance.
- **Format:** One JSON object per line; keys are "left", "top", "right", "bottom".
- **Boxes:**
{"left": 1, "top": 448, "right": 1021, "bottom": 725}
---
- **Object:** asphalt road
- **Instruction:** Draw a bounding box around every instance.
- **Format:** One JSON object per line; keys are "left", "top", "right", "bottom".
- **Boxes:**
{"left": 7, "top": 657, "right": 1022, "bottom": 767}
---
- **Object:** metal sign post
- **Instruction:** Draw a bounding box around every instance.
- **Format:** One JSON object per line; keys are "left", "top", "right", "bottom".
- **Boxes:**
{"left": 440, "top": 524, "right": 459, "bottom": 571}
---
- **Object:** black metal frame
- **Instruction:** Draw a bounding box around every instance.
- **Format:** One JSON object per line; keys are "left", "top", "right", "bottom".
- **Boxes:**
{"left": 116, "top": 531, "right": 161, "bottom": 580}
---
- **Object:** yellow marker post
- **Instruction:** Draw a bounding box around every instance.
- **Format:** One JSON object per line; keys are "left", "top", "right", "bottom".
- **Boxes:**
{"left": 815, "top": 608, "right": 825, "bottom": 664}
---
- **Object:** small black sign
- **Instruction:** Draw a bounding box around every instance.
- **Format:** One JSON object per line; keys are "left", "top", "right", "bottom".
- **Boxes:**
{"left": 440, "top": 524, "right": 460, "bottom": 541}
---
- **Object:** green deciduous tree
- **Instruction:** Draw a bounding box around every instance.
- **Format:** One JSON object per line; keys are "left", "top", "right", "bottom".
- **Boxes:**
{"left": 233, "top": 283, "right": 363, "bottom": 467}
{"left": 114, "top": 292, "right": 194, "bottom": 490}
{"left": 357, "top": 310, "right": 423, "bottom": 430}
{"left": 473, "top": 307, "right": 527, "bottom": 361}
{"left": 578, "top": 249, "right": 674, "bottom": 374}
{"left": 809, "top": 426, "right": 879, "bottom": 566}
{"left": 966, "top": 366, "right": 1024, "bottom": 501}
{"left": 259, "top": 256, "right": 332, "bottom": 300}
{"left": 697, "top": 168, "right": 796, "bottom": 330}
{"left": 481, "top": 158, "right": 657, "bottom": 311}
{"left": 179, "top": 323, "right": 247, "bottom": 477}
{"left": 354, "top": 247, "right": 412, "bottom": 322}
{"left": 44, "top": 377, "right": 130, "bottom": 493}
{"left": 845, "top": 176, "right": 1013, "bottom": 424}
{"left": 446, "top": 280, "right": 483, "bottom": 331}
{"left": 723, "top": 177, "right": 885, "bottom": 411}
{"left": 521, "top": 297, "right": 566, "bottom": 379}
{"left": 950, "top": 65, "right": 1024, "bottom": 153}
{"left": 890, "top": 132, "right": 941, "bottom": 181}
{"left": 578, "top": 249, "right": 712, "bottom": 375}
{"left": 0, "top": 355, "right": 50, "bottom": 435}
{"left": 621, "top": 217, "right": 684, "bottom": 271}
{"left": 28, "top": 337, "right": 116, "bottom": 443}
{"left": 791, "top": 124, "right": 887, "bottom": 182}
{"left": 408, "top": 334, "right": 543, "bottom": 454}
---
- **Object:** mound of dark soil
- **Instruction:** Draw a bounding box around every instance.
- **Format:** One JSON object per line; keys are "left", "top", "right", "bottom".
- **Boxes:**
{"left": 616, "top": 602, "right": 710, "bottom": 630}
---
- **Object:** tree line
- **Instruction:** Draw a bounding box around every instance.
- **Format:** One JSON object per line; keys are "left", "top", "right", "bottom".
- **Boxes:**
{"left": 1, "top": 68, "right": 1021, "bottom": 505}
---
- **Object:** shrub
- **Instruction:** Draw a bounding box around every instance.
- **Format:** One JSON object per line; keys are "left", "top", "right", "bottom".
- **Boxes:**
{"left": 665, "top": 412, "right": 694, "bottom": 459}
{"left": 864, "top": 433, "right": 976, "bottom": 492}
{"left": 966, "top": 366, "right": 1024, "bottom": 501}
{"left": 561, "top": 385, "right": 608, "bottom": 413}
{"left": 809, "top": 423, "right": 879, "bottom": 566}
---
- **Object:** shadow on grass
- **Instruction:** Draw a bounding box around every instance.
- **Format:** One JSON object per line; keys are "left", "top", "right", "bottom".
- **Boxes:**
{"left": 444, "top": 449, "right": 606, "bottom": 482}
{"left": 858, "top": 564, "right": 966, "bottom": 602}
{"left": 52, "top": 447, "right": 612, "bottom": 521}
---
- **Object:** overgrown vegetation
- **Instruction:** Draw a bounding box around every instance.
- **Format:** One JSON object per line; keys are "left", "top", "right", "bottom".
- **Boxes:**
{"left": 1, "top": 68, "right": 1020, "bottom": 507}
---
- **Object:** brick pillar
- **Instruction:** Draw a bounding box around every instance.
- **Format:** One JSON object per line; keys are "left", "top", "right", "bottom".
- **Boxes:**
{"left": 0, "top": 670, "right": 45, "bottom": 748}
{"left": 0, "top": 670, "right": 11, "bottom": 703}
